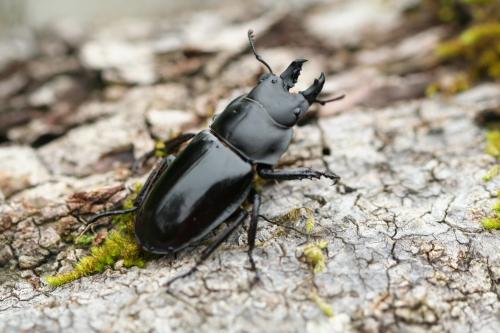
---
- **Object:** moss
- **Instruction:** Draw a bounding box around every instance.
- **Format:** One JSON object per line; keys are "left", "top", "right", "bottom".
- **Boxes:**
{"left": 425, "top": 0, "right": 500, "bottom": 93}
{"left": 46, "top": 184, "right": 145, "bottom": 287}
{"left": 430, "top": 0, "right": 498, "bottom": 25}
{"left": 481, "top": 130, "right": 500, "bottom": 230}
{"left": 74, "top": 234, "right": 95, "bottom": 246}
{"left": 482, "top": 198, "right": 500, "bottom": 230}
{"left": 311, "top": 290, "right": 334, "bottom": 318}
{"left": 483, "top": 165, "right": 500, "bottom": 181}
{"left": 46, "top": 223, "right": 144, "bottom": 287}
{"left": 302, "top": 241, "right": 328, "bottom": 274}
{"left": 426, "top": 83, "right": 440, "bottom": 97}
{"left": 154, "top": 141, "right": 167, "bottom": 158}
{"left": 273, "top": 209, "right": 332, "bottom": 316}
{"left": 485, "top": 130, "right": 500, "bottom": 157}
{"left": 437, "top": 22, "right": 500, "bottom": 80}
{"left": 271, "top": 209, "right": 327, "bottom": 271}
{"left": 482, "top": 216, "right": 500, "bottom": 229}
{"left": 270, "top": 207, "right": 316, "bottom": 233}
{"left": 252, "top": 175, "right": 267, "bottom": 193}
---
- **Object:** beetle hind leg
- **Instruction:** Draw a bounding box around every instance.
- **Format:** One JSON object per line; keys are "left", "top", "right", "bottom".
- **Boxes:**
{"left": 247, "top": 191, "right": 261, "bottom": 284}
{"left": 82, "top": 207, "right": 138, "bottom": 224}
{"left": 165, "top": 209, "right": 249, "bottom": 290}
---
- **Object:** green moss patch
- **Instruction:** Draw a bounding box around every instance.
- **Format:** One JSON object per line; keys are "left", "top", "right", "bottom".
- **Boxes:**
{"left": 481, "top": 130, "right": 500, "bottom": 230}
{"left": 154, "top": 141, "right": 167, "bottom": 158}
{"left": 270, "top": 207, "right": 316, "bottom": 233}
{"left": 485, "top": 130, "right": 500, "bottom": 158}
{"left": 483, "top": 165, "right": 500, "bottom": 182}
{"left": 74, "top": 234, "right": 96, "bottom": 246}
{"left": 311, "top": 290, "right": 334, "bottom": 318}
{"left": 425, "top": 0, "right": 500, "bottom": 93}
{"left": 301, "top": 240, "right": 329, "bottom": 274}
{"left": 46, "top": 184, "right": 145, "bottom": 287}
{"left": 437, "top": 22, "right": 500, "bottom": 81}
{"left": 482, "top": 196, "right": 500, "bottom": 230}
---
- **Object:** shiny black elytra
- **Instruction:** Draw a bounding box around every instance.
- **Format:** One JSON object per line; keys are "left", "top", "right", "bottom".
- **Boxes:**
{"left": 88, "top": 30, "right": 345, "bottom": 287}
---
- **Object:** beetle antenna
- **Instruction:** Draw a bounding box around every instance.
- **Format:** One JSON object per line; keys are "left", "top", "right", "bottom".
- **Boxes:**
{"left": 248, "top": 29, "right": 273, "bottom": 74}
{"left": 314, "top": 93, "right": 346, "bottom": 105}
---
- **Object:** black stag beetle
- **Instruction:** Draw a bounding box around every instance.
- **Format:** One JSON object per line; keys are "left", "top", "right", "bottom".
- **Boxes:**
{"left": 87, "top": 30, "right": 345, "bottom": 287}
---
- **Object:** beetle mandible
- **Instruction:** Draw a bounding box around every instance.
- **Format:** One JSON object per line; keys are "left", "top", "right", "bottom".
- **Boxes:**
{"left": 87, "top": 30, "right": 345, "bottom": 287}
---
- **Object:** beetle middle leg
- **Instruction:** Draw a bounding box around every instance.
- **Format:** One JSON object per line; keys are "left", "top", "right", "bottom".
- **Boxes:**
{"left": 165, "top": 209, "right": 248, "bottom": 289}
{"left": 257, "top": 166, "right": 340, "bottom": 184}
{"left": 132, "top": 132, "right": 195, "bottom": 172}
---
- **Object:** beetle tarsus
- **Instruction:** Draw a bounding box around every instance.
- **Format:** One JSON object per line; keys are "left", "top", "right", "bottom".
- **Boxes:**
{"left": 164, "top": 267, "right": 197, "bottom": 289}
{"left": 76, "top": 206, "right": 138, "bottom": 237}
{"left": 85, "top": 207, "right": 138, "bottom": 224}
{"left": 259, "top": 214, "right": 321, "bottom": 236}
{"left": 257, "top": 167, "right": 340, "bottom": 184}
{"left": 322, "top": 171, "right": 341, "bottom": 185}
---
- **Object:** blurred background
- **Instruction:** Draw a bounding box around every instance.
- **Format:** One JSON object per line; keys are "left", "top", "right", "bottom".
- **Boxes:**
{"left": 0, "top": 0, "right": 498, "bottom": 151}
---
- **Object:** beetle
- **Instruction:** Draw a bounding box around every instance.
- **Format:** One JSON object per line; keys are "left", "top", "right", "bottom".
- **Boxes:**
{"left": 87, "top": 30, "right": 345, "bottom": 287}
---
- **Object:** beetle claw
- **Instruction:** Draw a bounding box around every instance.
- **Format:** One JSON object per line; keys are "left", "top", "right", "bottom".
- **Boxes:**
{"left": 300, "top": 72, "right": 325, "bottom": 104}
{"left": 280, "top": 59, "right": 307, "bottom": 90}
{"left": 322, "top": 170, "right": 340, "bottom": 185}
{"left": 249, "top": 271, "right": 261, "bottom": 287}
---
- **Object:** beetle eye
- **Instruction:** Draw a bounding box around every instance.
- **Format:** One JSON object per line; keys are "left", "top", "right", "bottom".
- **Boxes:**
{"left": 259, "top": 73, "right": 271, "bottom": 82}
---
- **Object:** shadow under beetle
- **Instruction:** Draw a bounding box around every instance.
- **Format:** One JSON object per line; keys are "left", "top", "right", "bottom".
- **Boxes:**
{"left": 88, "top": 30, "right": 345, "bottom": 287}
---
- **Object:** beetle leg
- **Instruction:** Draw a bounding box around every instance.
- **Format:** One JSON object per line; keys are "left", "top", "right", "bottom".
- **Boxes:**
{"left": 257, "top": 166, "right": 340, "bottom": 184}
{"left": 247, "top": 191, "right": 261, "bottom": 283}
{"left": 258, "top": 214, "right": 312, "bottom": 236}
{"left": 132, "top": 132, "right": 195, "bottom": 173}
{"left": 83, "top": 207, "right": 138, "bottom": 225}
{"left": 165, "top": 209, "right": 248, "bottom": 289}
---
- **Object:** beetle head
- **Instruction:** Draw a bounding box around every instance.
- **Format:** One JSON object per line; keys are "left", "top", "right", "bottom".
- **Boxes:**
{"left": 247, "top": 59, "right": 327, "bottom": 127}
{"left": 246, "top": 29, "right": 343, "bottom": 127}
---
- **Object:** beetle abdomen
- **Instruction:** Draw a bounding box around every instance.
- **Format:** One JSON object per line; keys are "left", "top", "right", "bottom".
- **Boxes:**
{"left": 134, "top": 130, "right": 253, "bottom": 254}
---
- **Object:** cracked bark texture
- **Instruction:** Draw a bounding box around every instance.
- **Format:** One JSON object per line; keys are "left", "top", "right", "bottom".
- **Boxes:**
{"left": 1, "top": 1, "right": 499, "bottom": 332}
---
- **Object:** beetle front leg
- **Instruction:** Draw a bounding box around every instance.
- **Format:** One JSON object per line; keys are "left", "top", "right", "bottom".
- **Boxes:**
{"left": 257, "top": 166, "right": 340, "bottom": 184}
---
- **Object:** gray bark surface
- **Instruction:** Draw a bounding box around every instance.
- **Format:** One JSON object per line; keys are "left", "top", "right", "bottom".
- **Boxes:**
{"left": 0, "top": 1, "right": 499, "bottom": 332}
